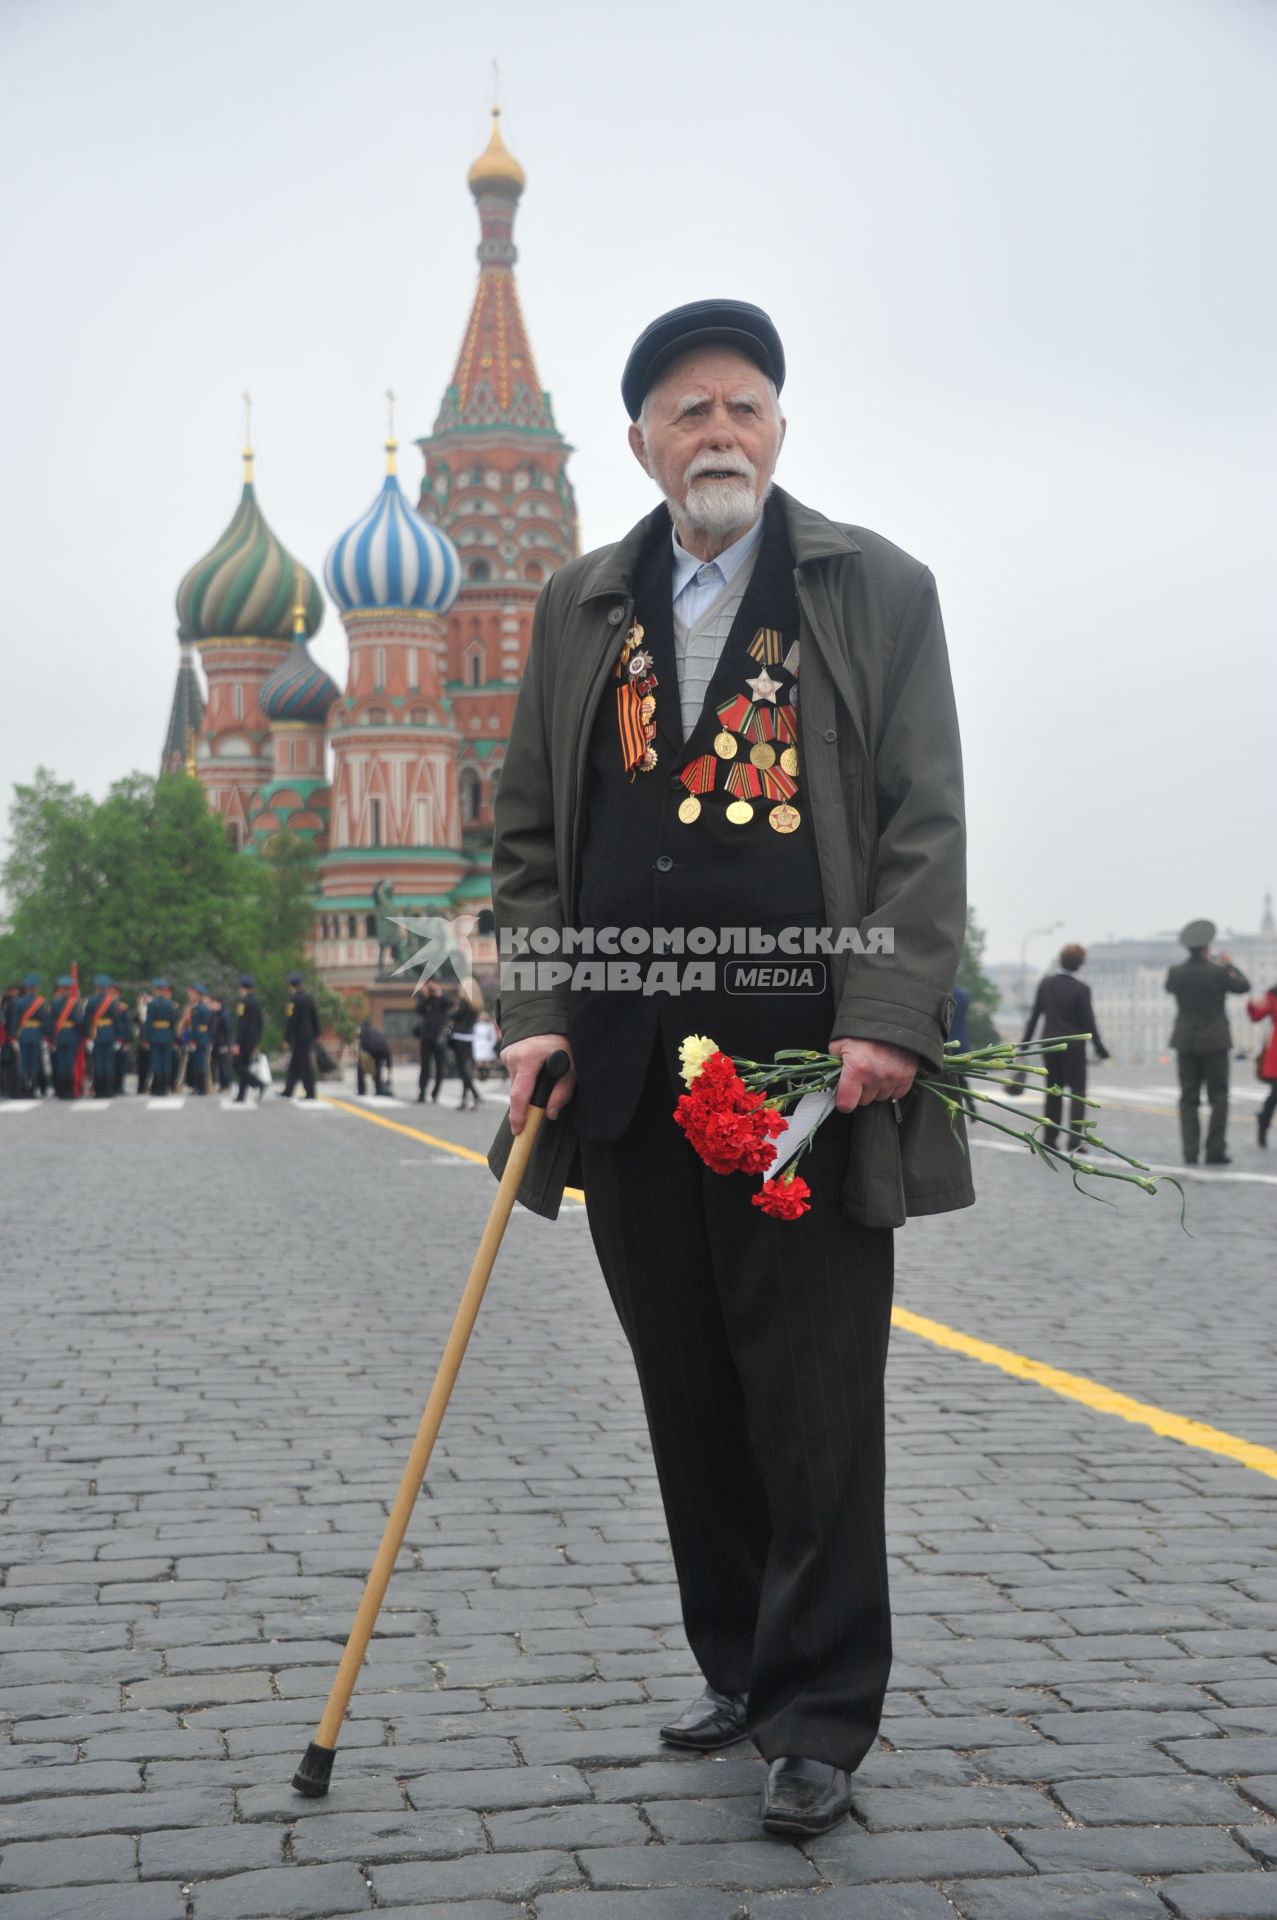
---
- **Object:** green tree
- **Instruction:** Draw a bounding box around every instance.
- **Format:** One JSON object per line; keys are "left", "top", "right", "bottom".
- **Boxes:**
{"left": 0, "top": 769, "right": 317, "bottom": 1046}
{"left": 959, "top": 907, "right": 1002, "bottom": 1048}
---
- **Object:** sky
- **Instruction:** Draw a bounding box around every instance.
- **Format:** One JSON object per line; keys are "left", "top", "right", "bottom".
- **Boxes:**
{"left": 1, "top": 0, "right": 1272, "bottom": 964}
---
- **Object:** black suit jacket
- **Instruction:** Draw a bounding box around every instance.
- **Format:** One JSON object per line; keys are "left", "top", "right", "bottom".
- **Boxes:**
{"left": 1166, "top": 955, "right": 1250, "bottom": 1054}
{"left": 1023, "top": 971, "right": 1107, "bottom": 1057}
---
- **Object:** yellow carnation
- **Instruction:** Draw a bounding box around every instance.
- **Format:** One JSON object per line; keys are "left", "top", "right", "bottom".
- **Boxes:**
{"left": 679, "top": 1034, "right": 719, "bottom": 1087}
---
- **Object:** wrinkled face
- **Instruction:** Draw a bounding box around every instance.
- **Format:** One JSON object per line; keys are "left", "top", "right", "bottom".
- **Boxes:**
{"left": 629, "top": 346, "right": 786, "bottom": 539}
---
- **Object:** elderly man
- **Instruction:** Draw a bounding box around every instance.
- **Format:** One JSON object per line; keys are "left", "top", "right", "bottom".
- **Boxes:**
{"left": 492, "top": 300, "right": 969, "bottom": 1836}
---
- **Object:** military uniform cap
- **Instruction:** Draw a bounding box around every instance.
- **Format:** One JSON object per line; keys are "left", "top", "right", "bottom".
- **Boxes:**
{"left": 22, "top": 972, "right": 39, "bottom": 987}
{"left": 238, "top": 972, "right": 255, "bottom": 989}
{"left": 287, "top": 971, "right": 303, "bottom": 986}
{"left": 622, "top": 299, "right": 785, "bottom": 420}
{"left": 153, "top": 977, "right": 169, "bottom": 989}
{"left": 56, "top": 974, "right": 73, "bottom": 987}
{"left": 93, "top": 972, "right": 111, "bottom": 987}
{"left": 1180, "top": 918, "right": 1216, "bottom": 949}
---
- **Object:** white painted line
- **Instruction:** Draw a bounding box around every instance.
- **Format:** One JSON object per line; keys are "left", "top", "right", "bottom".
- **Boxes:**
{"left": 970, "top": 1137, "right": 1277, "bottom": 1186}
{"left": 72, "top": 1102, "right": 113, "bottom": 1113}
{"left": 218, "top": 1098, "right": 256, "bottom": 1111}
{"left": 0, "top": 1102, "right": 39, "bottom": 1114}
{"left": 147, "top": 1097, "right": 186, "bottom": 1111}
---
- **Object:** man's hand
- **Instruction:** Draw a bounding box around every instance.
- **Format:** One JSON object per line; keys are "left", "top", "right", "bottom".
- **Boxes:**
{"left": 829, "top": 1036, "right": 918, "bottom": 1113}
{"left": 501, "top": 1033, "right": 576, "bottom": 1134}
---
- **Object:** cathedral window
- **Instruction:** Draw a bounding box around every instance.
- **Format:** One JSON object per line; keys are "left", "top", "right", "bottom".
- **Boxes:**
{"left": 408, "top": 647, "right": 419, "bottom": 690}
{"left": 233, "top": 684, "right": 243, "bottom": 720}
{"left": 227, "top": 821, "right": 241, "bottom": 850}
{"left": 370, "top": 798, "right": 383, "bottom": 846}
{"left": 525, "top": 561, "right": 543, "bottom": 582}
{"left": 365, "top": 914, "right": 376, "bottom": 938}
{"left": 460, "top": 766, "right": 482, "bottom": 824}
{"left": 468, "top": 650, "right": 484, "bottom": 688}
{"left": 347, "top": 915, "right": 357, "bottom": 938}
{"left": 374, "top": 647, "right": 386, "bottom": 690}
{"left": 469, "top": 560, "right": 490, "bottom": 582}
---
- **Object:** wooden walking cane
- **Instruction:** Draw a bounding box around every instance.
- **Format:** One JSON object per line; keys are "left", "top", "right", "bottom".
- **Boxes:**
{"left": 292, "top": 1050, "right": 570, "bottom": 1798}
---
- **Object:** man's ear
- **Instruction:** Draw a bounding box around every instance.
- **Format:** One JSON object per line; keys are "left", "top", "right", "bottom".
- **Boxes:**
{"left": 628, "top": 420, "right": 653, "bottom": 476}
{"left": 777, "top": 413, "right": 787, "bottom": 452}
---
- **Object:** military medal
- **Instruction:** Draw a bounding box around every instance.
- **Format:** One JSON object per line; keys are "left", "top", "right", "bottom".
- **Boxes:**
{"left": 749, "top": 741, "right": 776, "bottom": 769}
{"left": 780, "top": 745, "right": 798, "bottom": 776}
{"left": 677, "top": 753, "right": 717, "bottom": 823}
{"left": 677, "top": 795, "right": 701, "bottom": 823}
{"left": 745, "top": 666, "right": 781, "bottom": 704}
{"left": 747, "top": 627, "right": 784, "bottom": 666}
{"left": 614, "top": 621, "right": 660, "bottom": 778}
{"left": 726, "top": 799, "right": 754, "bottom": 825}
{"left": 713, "top": 730, "right": 737, "bottom": 759}
{"left": 768, "top": 803, "right": 801, "bottom": 833}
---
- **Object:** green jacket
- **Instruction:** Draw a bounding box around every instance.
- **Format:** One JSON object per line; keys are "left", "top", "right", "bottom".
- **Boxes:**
{"left": 1166, "top": 954, "right": 1250, "bottom": 1054}
{"left": 488, "top": 487, "right": 974, "bottom": 1229}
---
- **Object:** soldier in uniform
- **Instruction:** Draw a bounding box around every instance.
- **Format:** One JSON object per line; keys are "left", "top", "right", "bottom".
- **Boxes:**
{"left": 232, "top": 973, "right": 265, "bottom": 1103}
{"left": 282, "top": 971, "right": 319, "bottom": 1100}
{"left": 187, "top": 986, "right": 214, "bottom": 1094}
{"left": 144, "top": 979, "right": 178, "bottom": 1095}
{"left": 135, "top": 988, "right": 152, "bottom": 1093}
{"left": 0, "top": 985, "right": 18, "bottom": 1098}
{"left": 10, "top": 975, "right": 46, "bottom": 1097}
{"left": 84, "top": 973, "right": 121, "bottom": 1098}
{"left": 112, "top": 992, "right": 132, "bottom": 1094}
{"left": 48, "top": 975, "right": 83, "bottom": 1099}
{"left": 209, "top": 996, "right": 232, "bottom": 1091}
{"left": 1166, "top": 919, "right": 1250, "bottom": 1165}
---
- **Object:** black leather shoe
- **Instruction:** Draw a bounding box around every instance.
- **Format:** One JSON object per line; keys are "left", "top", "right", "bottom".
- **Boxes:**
{"left": 659, "top": 1686, "right": 748, "bottom": 1750}
{"left": 760, "top": 1755, "right": 854, "bottom": 1836}
{"left": 1205, "top": 1154, "right": 1231, "bottom": 1165}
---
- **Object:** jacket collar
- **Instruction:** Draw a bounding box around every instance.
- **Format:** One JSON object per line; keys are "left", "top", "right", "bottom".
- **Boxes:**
{"left": 578, "top": 486, "right": 859, "bottom": 603}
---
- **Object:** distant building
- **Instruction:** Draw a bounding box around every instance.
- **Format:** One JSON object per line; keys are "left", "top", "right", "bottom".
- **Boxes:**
{"left": 997, "top": 905, "right": 1277, "bottom": 1064}
{"left": 164, "top": 111, "right": 577, "bottom": 998}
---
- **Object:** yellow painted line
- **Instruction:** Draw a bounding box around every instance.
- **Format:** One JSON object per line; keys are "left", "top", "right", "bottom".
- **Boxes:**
{"left": 324, "top": 1095, "right": 1275, "bottom": 1480}
{"left": 322, "top": 1096, "right": 588, "bottom": 1200}
{"left": 891, "top": 1305, "right": 1277, "bottom": 1482}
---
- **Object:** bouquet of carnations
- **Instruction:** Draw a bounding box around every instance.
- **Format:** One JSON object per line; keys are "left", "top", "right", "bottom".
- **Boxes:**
{"left": 674, "top": 1033, "right": 1184, "bottom": 1222}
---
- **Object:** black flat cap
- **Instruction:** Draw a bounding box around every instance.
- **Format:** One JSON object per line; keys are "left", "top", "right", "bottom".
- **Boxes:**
{"left": 622, "top": 299, "right": 785, "bottom": 420}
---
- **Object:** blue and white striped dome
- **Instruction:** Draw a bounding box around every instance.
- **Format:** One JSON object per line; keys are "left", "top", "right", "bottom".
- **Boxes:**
{"left": 325, "top": 456, "right": 461, "bottom": 615}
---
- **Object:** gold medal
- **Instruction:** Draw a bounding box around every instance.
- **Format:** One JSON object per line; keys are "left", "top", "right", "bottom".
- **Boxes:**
{"left": 769, "top": 802, "right": 801, "bottom": 834}
{"left": 749, "top": 741, "right": 776, "bottom": 769}
{"left": 780, "top": 746, "right": 798, "bottom": 776}
{"left": 677, "top": 794, "right": 701, "bottom": 824}
{"left": 639, "top": 694, "right": 656, "bottom": 723}
{"left": 726, "top": 799, "right": 754, "bottom": 825}
{"left": 714, "top": 730, "right": 738, "bottom": 760}
{"left": 641, "top": 745, "right": 658, "bottom": 772}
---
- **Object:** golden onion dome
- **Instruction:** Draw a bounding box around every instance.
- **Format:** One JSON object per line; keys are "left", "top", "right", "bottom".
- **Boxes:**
{"left": 467, "top": 107, "right": 526, "bottom": 197}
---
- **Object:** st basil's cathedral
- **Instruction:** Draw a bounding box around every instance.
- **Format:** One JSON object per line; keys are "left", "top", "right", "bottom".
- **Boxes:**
{"left": 162, "top": 110, "right": 578, "bottom": 995}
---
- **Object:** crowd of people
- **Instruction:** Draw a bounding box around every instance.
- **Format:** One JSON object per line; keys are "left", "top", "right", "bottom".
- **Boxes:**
{"left": 0, "top": 969, "right": 504, "bottom": 1111}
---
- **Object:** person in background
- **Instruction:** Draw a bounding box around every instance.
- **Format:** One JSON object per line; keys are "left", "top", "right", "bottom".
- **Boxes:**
{"left": 1166, "top": 919, "right": 1250, "bottom": 1166}
{"left": 472, "top": 1008, "right": 498, "bottom": 1083}
{"left": 48, "top": 975, "right": 83, "bottom": 1100}
{"left": 1022, "top": 942, "right": 1110, "bottom": 1153}
{"left": 413, "top": 980, "right": 451, "bottom": 1103}
{"left": 209, "top": 996, "right": 231, "bottom": 1091}
{"left": 1247, "top": 982, "right": 1277, "bottom": 1149}
{"left": 135, "top": 988, "right": 152, "bottom": 1094}
{"left": 145, "top": 979, "right": 178, "bottom": 1095}
{"left": 84, "top": 974, "right": 121, "bottom": 1099}
{"left": 10, "top": 975, "right": 46, "bottom": 1097}
{"left": 112, "top": 992, "right": 133, "bottom": 1094}
{"left": 447, "top": 980, "right": 483, "bottom": 1111}
{"left": 187, "top": 986, "right": 214, "bottom": 1095}
{"left": 357, "top": 1017, "right": 392, "bottom": 1097}
{"left": 282, "top": 971, "right": 320, "bottom": 1100}
{"left": 1, "top": 984, "right": 20, "bottom": 1098}
{"left": 232, "top": 974, "right": 265, "bottom": 1104}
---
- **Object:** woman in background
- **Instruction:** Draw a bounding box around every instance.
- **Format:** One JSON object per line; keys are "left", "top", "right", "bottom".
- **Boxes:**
{"left": 448, "top": 980, "right": 483, "bottom": 1111}
{"left": 1247, "top": 984, "right": 1277, "bottom": 1148}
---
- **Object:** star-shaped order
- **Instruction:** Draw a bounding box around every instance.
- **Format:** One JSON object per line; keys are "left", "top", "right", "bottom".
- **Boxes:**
{"left": 746, "top": 666, "right": 781, "bottom": 703}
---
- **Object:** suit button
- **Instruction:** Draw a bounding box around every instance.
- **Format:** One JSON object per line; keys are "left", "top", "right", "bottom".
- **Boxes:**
{"left": 655, "top": 854, "right": 674, "bottom": 873}
{"left": 607, "top": 605, "right": 625, "bottom": 625}
{"left": 823, "top": 728, "right": 837, "bottom": 743}
{"left": 668, "top": 774, "right": 682, "bottom": 790}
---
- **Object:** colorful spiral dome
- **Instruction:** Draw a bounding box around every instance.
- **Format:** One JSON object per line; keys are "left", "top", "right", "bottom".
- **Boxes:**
{"left": 177, "top": 455, "right": 322, "bottom": 643}
{"left": 325, "top": 445, "right": 461, "bottom": 615}
{"left": 259, "top": 621, "right": 340, "bottom": 725}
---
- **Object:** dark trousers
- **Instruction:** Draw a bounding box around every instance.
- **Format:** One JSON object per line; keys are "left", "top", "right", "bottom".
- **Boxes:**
{"left": 1177, "top": 1048, "right": 1230, "bottom": 1160}
{"left": 17, "top": 1037, "right": 43, "bottom": 1096}
{"left": 92, "top": 1039, "right": 115, "bottom": 1097}
{"left": 235, "top": 1053, "right": 258, "bottom": 1102}
{"left": 578, "top": 1045, "right": 894, "bottom": 1770}
{"left": 284, "top": 1043, "right": 316, "bottom": 1099}
{"left": 149, "top": 1040, "right": 172, "bottom": 1094}
{"left": 418, "top": 1039, "right": 448, "bottom": 1098}
{"left": 356, "top": 1051, "right": 390, "bottom": 1096}
{"left": 1042, "top": 1041, "right": 1088, "bottom": 1150}
{"left": 449, "top": 1038, "right": 479, "bottom": 1100}
{"left": 1261, "top": 1083, "right": 1277, "bottom": 1137}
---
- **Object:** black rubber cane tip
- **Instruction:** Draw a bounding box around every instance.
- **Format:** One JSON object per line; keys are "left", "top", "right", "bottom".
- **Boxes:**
{"left": 529, "top": 1049, "right": 571, "bottom": 1111}
{"left": 292, "top": 1740, "right": 337, "bottom": 1797}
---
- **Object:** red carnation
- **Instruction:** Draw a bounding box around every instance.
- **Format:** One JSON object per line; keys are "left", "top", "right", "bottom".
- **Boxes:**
{"left": 674, "top": 1054, "right": 784, "bottom": 1179}
{"left": 752, "top": 1171, "right": 812, "bottom": 1220}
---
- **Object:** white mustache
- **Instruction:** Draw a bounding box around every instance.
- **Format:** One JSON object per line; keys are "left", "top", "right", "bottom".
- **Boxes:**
{"left": 684, "top": 452, "right": 755, "bottom": 487}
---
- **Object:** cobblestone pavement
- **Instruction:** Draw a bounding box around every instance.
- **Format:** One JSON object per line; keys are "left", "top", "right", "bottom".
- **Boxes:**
{"left": 1, "top": 1066, "right": 1274, "bottom": 1919}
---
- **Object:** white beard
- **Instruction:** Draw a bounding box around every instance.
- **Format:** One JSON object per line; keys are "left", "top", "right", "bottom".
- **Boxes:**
{"left": 679, "top": 475, "right": 762, "bottom": 536}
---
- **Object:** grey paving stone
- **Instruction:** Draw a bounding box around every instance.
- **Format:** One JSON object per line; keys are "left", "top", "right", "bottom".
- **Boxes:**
{"left": 849, "top": 1784, "right": 1059, "bottom": 1831}
{"left": 1008, "top": 1823, "right": 1253, "bottom": 1873}
{"left": 751, "top": 1892, "right": 960, "bottom": 1920}
{"left": 948, "top": 1871, "right": 1171, "bottom": 1918}
{"left": 884, "top": 1717, "right": 1046, "bottom": 1749}
{"left": 0, "top": 1888, "right": 186, "bottom": 1920}
{"left": 538, "top": 1896, "right": 745, "bottom": 1920}
{"left": 289, "top": 1808, "right": 484, "bottom": 1862}
{"left": 577, "top": 1843, "right": 818, "bottom": 1891}
{"left": 971, "top": 1742, "right": 1183, "bottom": 1783}
{"left": 1165, "top": 1738, "right": 1277, "bottom": 1776}
{"left": 0, "top": 1786, "right": 236, "bottom": 1844}
{"left": 371, "top": 1849, "right": 581, "bottom": 1902}
{"left": 1025, "top": 1707, "right": 1213, "bottom": 1742}
{"left": 806, "top": 1826, "right": 1032, "bottom": 1883}
{"left": 0, "top": 1760, "right": 143, "bottom": 1803}
{"left": 139, "top": 1824, "right": 287, "bottom": 1878}
{"left": 586, "top": 1759, "right": 764, "bottom": 1802}
{"left": 400, "top": 1763, "right": 589, "bottom": 1809}
{"left": 1053, "top": 1771, "right": 1257, "bottom": 1825}
{"left": 640, "top": 1796, "right": 759, "bottom": 1844}
{"left": 1153, "top": 1876, "right": 1277, "bottom": 1920}
{"left": 0, "top": 1832, "right": 137, "bottom": 1887}
{"left": 236, "top": 1778, "right": 408, "bottom": 1822}
{"left": 484, "top": 1802, "right": 649, "bottom": 1850}
{"left": 191, "top": 1861, "right": 372, "bottom": 1917}
{"left": 1236, "top": 1828, "right": 1277, "bottom": 1870}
